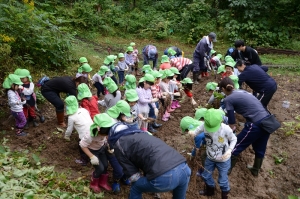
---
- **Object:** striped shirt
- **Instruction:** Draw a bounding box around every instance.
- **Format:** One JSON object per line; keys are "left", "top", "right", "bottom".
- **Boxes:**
{"left": 170, "top": 57, "right": 192, "bottom": 71}
{"left": 150, "top": 84, "right": 162, "bottom": 99}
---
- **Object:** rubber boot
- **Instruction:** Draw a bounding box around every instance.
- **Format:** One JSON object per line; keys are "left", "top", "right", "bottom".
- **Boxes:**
{"left": 162, "top": 113, "right": 169, "bottom": 121}
{"left": 247, "top": 156, "right": 264, "bottom": 176}
{"left": 121, "top": 175, "right": 130, "bottom": 185}
{"left": 98, "top": 173, "right": 112, "bottom": 191}
{"left": 171, "top": 100, "right": 177, "bottom": 109}
{"left": 90, "top": 175, "right": 101, "bottom": 193}
{"left": 205, "top": 72, "right": 209, "bottom": 77}
{"left": 167, "top": 106, "right": 175, "bottom": 112}
{"left": 175, "top": 100, "right": 181, "bottom": 108}
{"left": 147, "top": 123, "right": 157, "bottom": 133}
{"left": 152, "top": 122, "right": 162, "bottom": 128}
{"left": 112, "top": 179, "right": 121, "bottom": 194}
{"left": 228, "top": 155, "right": 239, "bottom": 175}
{"left": 56, "top": 111, "right": 66, "bottom": 127}
{"left": 199, "top": 183, "right": 215, "bottom": 196}
{"left": 201, "top": 72, "right": 205, "bottom": 77}
{"left": 16, "top": 128, "right": 27, "bottom": 136}
{"left": 193, "top": 72, "right": 199, "bottom": 84}
{"left": 38, "top": 114, "right": 45, "bottom": 123}
{"left": 222, "top": 191, "right": 230, "bottom": 199}
{"left": 33, "top": 118, "right": 39, "bottom": 127}
{"left": 165, "top": 111, "right": 170, "bottom": 117}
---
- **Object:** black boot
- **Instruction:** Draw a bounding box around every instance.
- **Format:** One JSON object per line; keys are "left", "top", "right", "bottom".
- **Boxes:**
{"left": 222, "top": 191, "right": 230, "bottom": 199}
{"left": 147, "top": 124, "right": 157, "bottom": 133}
{"left": 192, "top": 72, "right": 199, "bottom": 84}
{"left": 228, "top": 155, "right": 239, "bottom": 175}
{"left": 247, "top": 156, "right": 263, "bottom": 176}
{"left": 33, "top": 118, "right": 39, "bottom": 127}
{"left": 199, "top": 183, "right": 215, "bottom": 196}
{"left": 152, "top": 122, "right": 162, "bottom": 128}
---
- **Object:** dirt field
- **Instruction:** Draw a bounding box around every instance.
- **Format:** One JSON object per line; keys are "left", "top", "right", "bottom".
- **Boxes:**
{"left": 1, "top": 73, "right": 300, "bottom": 199}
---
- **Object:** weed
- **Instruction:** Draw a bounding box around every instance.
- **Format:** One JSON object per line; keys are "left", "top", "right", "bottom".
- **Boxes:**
{"left": 280, "top": 115, "right": 300, "bottom": 136}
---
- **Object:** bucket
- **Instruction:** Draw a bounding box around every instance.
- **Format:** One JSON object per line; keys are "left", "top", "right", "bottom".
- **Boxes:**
{"left": 282, "top": 101, "right": 290, "bottom": 108}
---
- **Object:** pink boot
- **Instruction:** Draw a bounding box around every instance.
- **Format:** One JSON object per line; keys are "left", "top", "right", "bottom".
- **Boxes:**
{"left": 90, "top": 174, "right": 101, "bottom": 193}
{"left": 167, "top": 106, "right": 175, "bottom": 112}
{"left": 162, "top": 113, "right": 169, "bottom": 121}
{"left": 165, "top": 111, "right": 170, "bottom": 117}
{"left": 175, "top": 100, "right": 181, "bottom": 108}
{"left": 171, "top": 101, "right": 177, "bottom": 109}
{"left": 98, "top": 173, "right": 112, "bottom": 191}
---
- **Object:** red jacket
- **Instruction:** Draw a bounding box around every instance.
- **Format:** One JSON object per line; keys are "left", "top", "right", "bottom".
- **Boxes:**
{"left": 80, "top": 96, "right": 100, "bottom": 120}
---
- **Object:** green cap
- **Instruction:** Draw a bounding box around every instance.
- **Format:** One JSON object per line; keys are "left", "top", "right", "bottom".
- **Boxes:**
{"left": 65, "top": 96, "right": 79, "bottom": 115}
{"left": 229, "top": 75, "right": 239, "bottom": 89}
{"left": 78, "top": 63, "right": 92, "bottom": 73}
{"left": 206, "top": 82, "right": 218, "bottom": 91}
{"left": 90, "top": 113, "right": 116, "bottom": 137}
{"left": 168, "top": 48, "right": 176, "bottom": 56}
{"left": 126, "top": 46, "right": 133, "bottom": 52}
{"left": 170, "top": 67, "right": 180, "bottom": 75}
{"left": 14, "top": 69, "right": 32, "bottom": 81}
{"left": 98, "top": 65, "right": 110, "bottom": 76}
{"left": 162, "top": 69, "right": 175, "bottom": 79}
{"left": 104, "top": 55, "right": 117, "bottom": 65}
{"left": 180, "top": 77, "right": 193, "bottom": 84}
{"left": 103, "top": 77, "right": 118, "bottom": 93}
{"left": 180, "top": 116, "right": 203, "bottom": 133}
{"left": 151, "top": 70, "right": 163, "bottom": 78}
{"left": 210, "top": 49, "right": 216, "bottom": 55}
{"left": 125, "top": 74, "right": 137, "bottom": 89}
{"left": 79, "top": 57, "right": 88, "bottom": 63}
{"left": 130, "top": 42, "right": 136, "bottom": 47}
{"left": 195, "top": 108, "right": 207, "bottom": 120}
{"left": 143, "top": 74, "right": 155, "bottom": 83}
{"left": 161, "top": 55, "right": 170, "bottom": 63}
{"left": 118, "top": 53, "right": 125, "bottom": 58}
{"left": 3, "top": 74, "right": 23, "bottom": 89}
{"left": 139, "top": 77, "right": 145, "bottom": 83}
{"left": 204, "top": 109, "right": 223, "bottom": 133}
{"left": 77, "top": 83, "right": 92, "bottom": 100}
{"left": 225, "top": 61, "right": 235, "bottom": 68}
{"left": 142, "top": 65, "right": 152, "bottom": 73}
{"left": 216, "top": 54, "right": 222, "bottom": 59}
{"left": 225, "top": 55, "right": 234, "bottom": 63}
{"left": 125, "top": 89, "right": 139, "bottom": 102}
{"left": 107, "top": 100, "right": 131, "bottom": 119}
{"left": 217, "top": 65, "right": 225, "bottom": 74}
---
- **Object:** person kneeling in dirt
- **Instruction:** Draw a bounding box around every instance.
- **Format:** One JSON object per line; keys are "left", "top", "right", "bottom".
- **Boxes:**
{"left": 94, "top": 113, "right": 191, "bottom": 199}
{"left": 219, "top": 77, "right": 271, "bottom": 177}
{"left": 170, "top": 57, "right": 193, "bottom": 81}
{"left": 189, "top": 108, "right": 237, "bottom": 199}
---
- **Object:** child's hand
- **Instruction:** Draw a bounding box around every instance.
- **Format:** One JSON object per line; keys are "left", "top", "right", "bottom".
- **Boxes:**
{"left": 188, "top": 130, "right": 195, "bottom": 137}
{"left": 221, "top": 148, "right": 232, "bottom": 160}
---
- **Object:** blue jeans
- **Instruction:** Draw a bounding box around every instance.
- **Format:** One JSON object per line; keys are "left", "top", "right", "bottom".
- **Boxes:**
{"left": 118, "top": 71, "right": 125, "bottom": 84}
{"left": 129, "top": 162, "right": 191, "bottom": 199}
{"left": 106, "top": 152, "right": 124, "bottom": 180}
{"left": 94, "top": 82, "right": 105, "bottom": 97}
{"left": 201, "top": 158, "right": 230, "bottom": 192}
{"left": 148, "top": 102, "right": 159, "bottom": 119}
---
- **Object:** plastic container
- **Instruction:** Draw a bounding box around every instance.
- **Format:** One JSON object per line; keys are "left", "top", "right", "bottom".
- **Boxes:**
{"left": 282, "top": 101, "right": 290, "bottom": 108}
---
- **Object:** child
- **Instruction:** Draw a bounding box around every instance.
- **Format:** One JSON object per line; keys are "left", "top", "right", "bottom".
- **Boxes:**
{"left": 76, "top": 63, "right": 93, "bottom": 78}
{"left": 136, "top": 74, "right": 158, "bottom": 131}
{"left": 116, "top": 53, "right": 129, "bottom": 85}
{"left": 124, "top": 74, "right": 137, "bottom": 90}
{"left": 159, "top": 55, "right": 171, "bottom": 70}
{"left": 99, "top": 77, "right": 121, "bottom": 111}
{"left": 124, "top": 89, "right": 143, "bottom": 129}
{"left": 14, "top": 69, "right": 38, "bottom": 128}
{"left": 206, "top": 82, "right": 220, "bottom": 106}
{"left": 141, "top": 64, "right": 153, "bottom": 74}
{"left": 180, "top": 78, "right": 197, "bottom": 106}
{"left": 79, "top": 57, "right": 88, "bottom": 65}
{"left": 195, "top": 108, "right": 208, "bottom": 121}
{"left": 125, "top": 46, "right": 135, "bottom": 74}
{"left": 77, "top": 83, "right": 99, "bottom": 120}
{"left": 103, "top": 55, "right": 118, "bottom": 84}
{"left": 2, "top": 74, "right": 27, "bottom": 136}
{"left": 169, "top": 67, "right": 181, "bottom": 109}
{"left": 217, "top": 65, "right": 226, "bottom": 78}
{"left": 80, "top": 113, "right": 115, "bottom": 193}
{"left": 222, "top": 62, "right": 235, "bottom": 79}
{"left": 189, "top": 108, "right": 237, "bottom": 198}
{"left": 92, "top": 66, "right": 110, "bottom": 97}
{"left": 212, "top": 54, "right": 223, "bottom": 68}
{"left": 64, "top": 95, "right": 93, "bottom": 165}
{"left": 130, "top": 42, "right": 139, "bottom": 76}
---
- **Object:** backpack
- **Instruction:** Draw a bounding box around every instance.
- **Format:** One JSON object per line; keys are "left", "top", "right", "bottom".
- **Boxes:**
{"left": 36, "top": 76, "right": 50, "bottom": 87}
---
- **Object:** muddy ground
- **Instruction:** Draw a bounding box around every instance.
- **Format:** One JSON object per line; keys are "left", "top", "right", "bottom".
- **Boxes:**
{"left": 1, "top": 73, "right": 300, "bottom": 199}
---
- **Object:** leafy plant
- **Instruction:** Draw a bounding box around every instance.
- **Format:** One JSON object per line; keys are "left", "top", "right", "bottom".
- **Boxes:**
{"left": 280, "top": 115, "right": 300, "bottom": 136}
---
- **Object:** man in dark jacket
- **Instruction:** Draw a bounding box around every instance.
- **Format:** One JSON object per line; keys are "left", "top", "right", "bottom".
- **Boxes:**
{"left": 192, "top": 32, "right": 217, "bottom": 84}
{"left": 236, "top": 60, "right": 277, "bottom": 108}
{"left": 233, "top": 40, "right": 262, "bottom": 66}
{"left": 103, "top": 122, "right": 191, "bottom": 199}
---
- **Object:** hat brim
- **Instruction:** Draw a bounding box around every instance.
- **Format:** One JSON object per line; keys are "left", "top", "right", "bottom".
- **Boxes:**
{"left": 204, "top": 123, "right": 220, "bottom": 133}
{"left": 127, "top": 96, "right": 139, "bottom": 102}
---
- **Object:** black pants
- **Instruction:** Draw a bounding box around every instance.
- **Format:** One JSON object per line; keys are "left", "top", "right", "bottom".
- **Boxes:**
{"left": 177, "top": 64, "right": 194, "bottom": 81}
{"left": 257, "top": 84, "right": 277, "bottom": 108}
{"left": 41, "top": 90, "right": 64, "bottom": 112}
{"left": 90, "top": 147, "right": 108, "bottom": 178}
{"left": 94, "top": 82, "right": 105, "bottom": 97}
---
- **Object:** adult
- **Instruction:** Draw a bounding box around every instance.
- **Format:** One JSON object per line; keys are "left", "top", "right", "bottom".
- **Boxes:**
{"left": 192, "top": 32, "right": 217, "bottom": 84}
{"left": 170, "top": 57, "right": 193, "bottom": 81}
{"left": 235, "top": 60, "right": 277, "bottom": 108}
{"left": 164, "top": 46, "right": 182, "bottom": 58}
{"left": 142, "top": 45, "right": 158, "bottom": 69}
{"left": 41, "top": 76, "right": 87, "bottom": 127}
{"left": 233, "top": 40, "right": 262, "bottom": 65}
{"left": 94, "top": 114, "right": 191, "bottom": 199}
{"left": 219, "top": 77, "right": 271, "bottom": 176}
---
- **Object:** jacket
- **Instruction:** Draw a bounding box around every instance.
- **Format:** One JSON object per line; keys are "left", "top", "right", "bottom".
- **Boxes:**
{"left": 42, "top": 76, "right": 77, "bottom": 96}
{"left": 193, "top": 36, "right": 212, "bottom": 62}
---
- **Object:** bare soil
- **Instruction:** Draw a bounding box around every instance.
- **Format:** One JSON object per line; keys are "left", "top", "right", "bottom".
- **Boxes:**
{"left": 1, "top": 74, "right": 300, "bottom": 199}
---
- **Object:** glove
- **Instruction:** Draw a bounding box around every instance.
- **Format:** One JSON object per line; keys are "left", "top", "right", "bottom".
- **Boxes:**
{"left": 151, "top": 98, "right": 159, "bottom": 103}
{"left": 162, "top": 92, "right": 169, "bottom": 96}
{"left": 188, "top": 130, "right": 195, "bottom": 136}
{"left": 90, "top": 155, "right": 99, "bottom": 165}
{"left": 162, "top": 95, "right": 166, "bottom": 99}
{"left": 18, "top": 85, "right": 24, "bottom": 90}
{"left": 191, "top": 98, "right": 197, "bottom": 105}
{"left": 141, "top": 117, "right": 148, "bottom": 121}
{"left": 64, "top": 135, "right": 70, "bottom": 141}
{"left": 129, "top": 172, "right": 141, "bottom": 183}
{"left": 221, "top": 148, "right": 232, "bottom": 160}
{"left": 173, "top": 92, "right": 181, "bottom": 97}
{"left": 154, "top": 108, "right": 159, "bottom": 117}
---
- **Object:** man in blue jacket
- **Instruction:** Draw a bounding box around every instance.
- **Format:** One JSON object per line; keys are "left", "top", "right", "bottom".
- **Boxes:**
{"left": 192, "top": 32, "right": 217, "bottom": 84}
{"left": 236, "top": 60, "right": 277, "bottom": 108}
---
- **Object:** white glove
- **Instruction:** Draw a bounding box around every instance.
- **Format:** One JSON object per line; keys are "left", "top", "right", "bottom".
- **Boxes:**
{"left": 151, "top": 98, "right": 159, "bottom": 103}
{"left": 188, "top": 131, "right": 195, "bottom": 136}
{"left": 221, "top": 149, "right": 232, "bottom": 160}
{"left": 191, "top": 98, "right": 197, "bottom": 105}
{"left": 18, "top": 85, "right": 24, "bottom": 90}
{"left": 64, "top": 135, "right": 70, "bottom": 141}
{"left": 154, "top": 108, "right": 159, "bottom": 117}
{"left": 173, "top": 92, "right": 181, "bottom": 96}
{"left": 90, "top": 155, "right": 99, "bottom": 165}
{"left": 162, "top": 95, "right": 166, "bottom": 99}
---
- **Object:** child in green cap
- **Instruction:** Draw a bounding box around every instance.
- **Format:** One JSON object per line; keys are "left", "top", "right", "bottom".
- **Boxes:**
{"left": 189, "top": 108, "right": 237, "bottom": 198}
{"left": 116, "top": 53, "right": 129, "bottom": 85}
{"left": 125, "top": 46, "right": 135, "bottom": 74}
{"left": 76, "top": 63, "right": 93, "bottom": 79}
{"left": 103, "top": 55, "right": 118, "bottom": 84}
{"left": 99, "top": 77, "right": 121, "bottom": 111}
{"left": 124, "top": 89, "right": 144, "bottom": 129}
{"left": 169, "top": 67, "right": 182, "bottom": 109}
{"left": 77, "top": 83, "right": 100, "bottom": 120}
{"left": 180, "top": 78, "right": 197, "bottom": 105}
{"left": 3, "top": 74, "right": 27, "bottom": 136}
{"left": 130, "top": 42, "right": 140, "bottom": 76}
{"left": 92, "top": 65, "right": 111, "bottom": 97}
{"left": 159, "top": 55, "right": 171, "bottom": 70}
{"left": 124, "top": 74, "right": 137, "bottom": 91}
